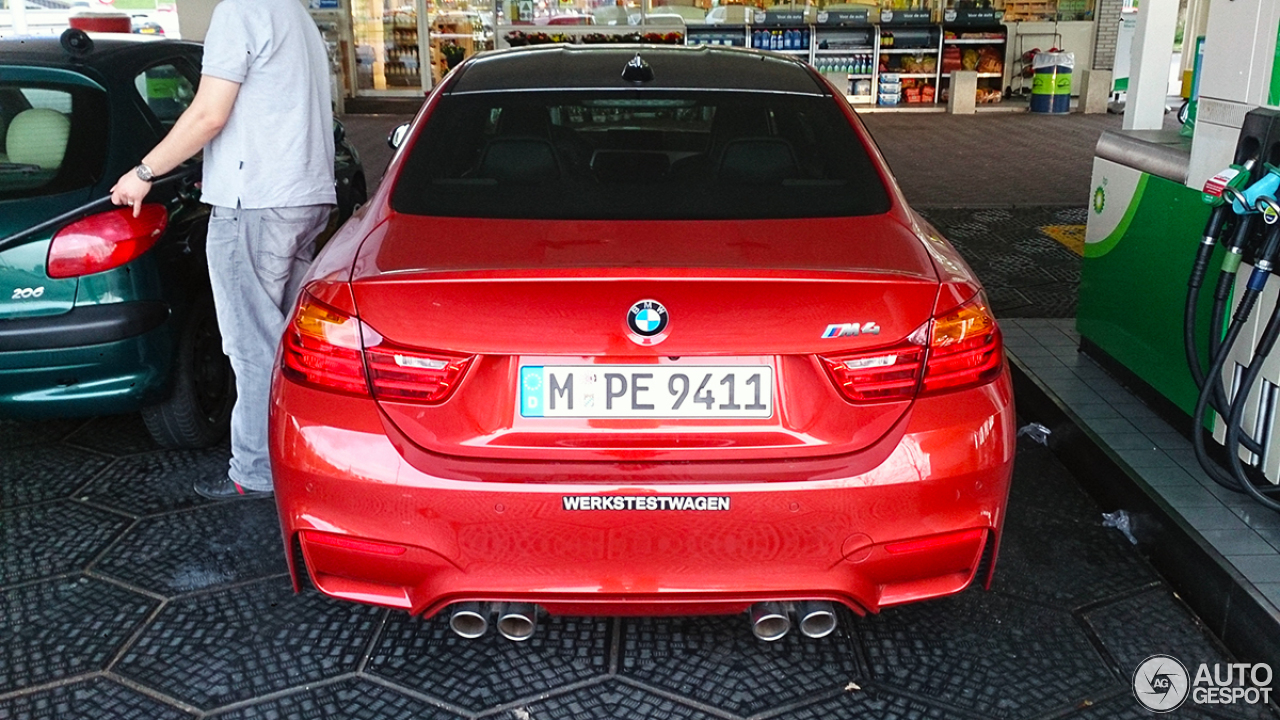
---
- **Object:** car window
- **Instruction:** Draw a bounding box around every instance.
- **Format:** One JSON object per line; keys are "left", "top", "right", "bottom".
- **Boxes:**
{"left": 134, "top": 62, "right": 196, "bottom": 131}
{"left": 0, "top": 82, "right": 108, "bottom": 201}
{"left": 391, "top": 91, "right": 891, "bottom": 220}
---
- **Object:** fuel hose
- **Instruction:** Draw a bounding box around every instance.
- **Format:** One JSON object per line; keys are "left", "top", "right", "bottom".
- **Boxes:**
{"left": 1193, "top": 196, "right": 1280, "bottom": 498}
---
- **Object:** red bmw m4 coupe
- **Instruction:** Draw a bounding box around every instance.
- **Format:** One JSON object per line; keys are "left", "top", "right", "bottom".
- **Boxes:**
{"left": 270, "top": 45, "right": 1014, "bottom": 642}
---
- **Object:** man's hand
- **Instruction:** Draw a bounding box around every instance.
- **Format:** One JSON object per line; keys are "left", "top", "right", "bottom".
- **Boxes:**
{"left": 111, "top": 169, "right": 152, "bottom": 217}
{"left": 110, "top": 76, "right": 240, "bottom": 217}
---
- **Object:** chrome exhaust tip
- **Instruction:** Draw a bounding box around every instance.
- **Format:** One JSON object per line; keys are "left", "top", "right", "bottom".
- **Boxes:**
{"left": 496, "top": 602, "right": 538, "bottom": 642}
{"left": 750, "top": 602, "right": 791, "bottom": 642}
{"left": 796, "top": 601, "right": 837, "bottom": 639}
{"left": 448, "top": 602, "right": 489, "bottom": 639}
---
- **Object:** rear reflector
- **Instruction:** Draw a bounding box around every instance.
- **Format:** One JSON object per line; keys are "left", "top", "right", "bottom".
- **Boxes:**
{"left": 281, "top": 292, "right": 369, "bottom": 396}
{"left": 46, "top": 204, "right": 168, "bottom": 278}
{"left": 301, "top": 530, "right": 407, "bottom": 556}
{"left": 884, "top": 528, "right": 985, "bottom": 555}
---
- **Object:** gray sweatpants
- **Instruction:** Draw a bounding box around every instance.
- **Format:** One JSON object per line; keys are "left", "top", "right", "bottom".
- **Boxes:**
{"left": 206, "top": 204, "right": 331, "bottom": 491}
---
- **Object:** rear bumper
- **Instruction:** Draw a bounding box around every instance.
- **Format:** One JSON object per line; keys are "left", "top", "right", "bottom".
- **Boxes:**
{"left": 0, "top": 301, "right": 168, "bottom": 352}
{"left": 0, "top": 304, "right": 173, "bottom": 418}
{"left": 270, "top": 370, "right": 1015, "bottom": 618}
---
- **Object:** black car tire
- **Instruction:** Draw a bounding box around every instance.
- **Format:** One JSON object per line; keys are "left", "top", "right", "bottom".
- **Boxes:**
{"left": 142, "top": 293, "right": 235, "bottom": 449}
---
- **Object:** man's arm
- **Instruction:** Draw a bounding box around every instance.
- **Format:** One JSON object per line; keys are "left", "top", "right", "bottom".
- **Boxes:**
{"left": 110, "top": 75, "right": 241, "bottom": 216}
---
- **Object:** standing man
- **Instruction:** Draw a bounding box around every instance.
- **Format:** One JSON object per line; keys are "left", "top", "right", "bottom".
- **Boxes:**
{"left": 112, "top": 0, "right": 336, "bottom": 499}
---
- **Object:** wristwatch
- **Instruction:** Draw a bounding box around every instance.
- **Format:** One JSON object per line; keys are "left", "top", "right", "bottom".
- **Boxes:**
{"left": 135, "top": 163, "right": 154, "bottom": 182}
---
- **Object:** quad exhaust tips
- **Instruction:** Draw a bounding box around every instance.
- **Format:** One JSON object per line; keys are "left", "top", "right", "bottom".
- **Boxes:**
{"left": 749, "top": 601, "right": 838, "bottom": 641}
{"left": 448, "top": 602, "right": 488, "bottom": 639}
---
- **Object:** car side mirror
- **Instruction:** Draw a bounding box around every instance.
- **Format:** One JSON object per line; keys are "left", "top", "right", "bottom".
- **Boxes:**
{"left": 333, "top": 119, "right": 346, "bottom": 144}
{"left": 388, "top": 123, "right": 409, "bottom": 150}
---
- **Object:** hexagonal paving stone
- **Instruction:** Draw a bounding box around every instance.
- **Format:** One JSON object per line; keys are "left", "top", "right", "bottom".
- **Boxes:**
{"left": 1084, "top": 589, "right": 1274, "bottom": 720}
{"left": 775, "top": 682, "right": 982, "bottom": 720}
{"left": 619, "top": 613, "right": 860, "bottom": 717}
{"left": 114, "top": 577, "right": 383, "bottom": 711}
{"left": 367, "top": 612, "right": 610, "bottom": 712}
{"left": 0, "top": 446, "right": 112, "bottom": 508}
{"left": 991, "top": 508, "right": 1161, "bottom": 611}
{"left": 77, "top": 448, "right": 231, "bottom": 516}
{"left": 64, "top": 414, "right": 160, "bottom": 456}
{"left": 0, "top": 677, "right": 194, "bottom": 720}
{"left": 207, "top": 678, "right": 461, "bottom": 719}
{"left": 858, "top": 590, "right": 1119, "bottom": 719}
{"left": 0, "top": 501, "right": 132, "bottom": 586}
{"left": 92, "top": 498, "right": 287, "bottom": 596}
{"left": 514, "top": 679, "right": 721, "bottom": 720}
{"left": 0, "top": 577, "right": 157, "bottom": 694}
{"left": 1054, "top": 693, "right": 1221, "bottom": 719}
{"left": 0, "top": 417, "right": 85, "bottom": 451}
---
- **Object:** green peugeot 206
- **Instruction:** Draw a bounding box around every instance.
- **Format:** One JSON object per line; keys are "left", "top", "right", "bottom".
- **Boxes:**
{"left": 0, "top": 30, "right": 365, "bottom": 448}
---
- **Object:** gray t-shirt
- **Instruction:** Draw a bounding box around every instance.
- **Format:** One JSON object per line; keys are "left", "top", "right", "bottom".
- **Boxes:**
{"left": 200, "top": 0, "right": 336, "bottom": 209}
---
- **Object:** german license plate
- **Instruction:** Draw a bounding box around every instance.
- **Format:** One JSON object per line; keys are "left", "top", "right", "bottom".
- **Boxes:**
{"left": 519, "top": 365, "right": 773, "bottom": 419}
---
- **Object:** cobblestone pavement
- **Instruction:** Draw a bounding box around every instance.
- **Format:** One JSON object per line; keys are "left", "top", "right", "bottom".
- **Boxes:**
{"left": 921, "top": 206, "right": 1085, "bottom": 319}
{"left": 2, "top": 412, "right": 1273, "bottom": 720}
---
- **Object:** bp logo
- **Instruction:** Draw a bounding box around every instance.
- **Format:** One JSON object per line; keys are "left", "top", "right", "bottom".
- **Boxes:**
{"left": 1093, "top": 185, "right": 1106, "bottom": 214}
{"left": 1133, "top": 654, "right": 1190, "bottom": 712}
{"left": 626, "top": 299, "right": 669, "bottom": 346}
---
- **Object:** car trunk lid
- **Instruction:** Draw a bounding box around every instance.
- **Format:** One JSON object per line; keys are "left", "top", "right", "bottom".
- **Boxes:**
{"left": 348, "top": 215, "right": 941, "bottom": 463}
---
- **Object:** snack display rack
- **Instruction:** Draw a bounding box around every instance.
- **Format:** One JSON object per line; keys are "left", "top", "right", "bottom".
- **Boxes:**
{"left": 939, "top": 9, "right": 1007, "bottom": 105}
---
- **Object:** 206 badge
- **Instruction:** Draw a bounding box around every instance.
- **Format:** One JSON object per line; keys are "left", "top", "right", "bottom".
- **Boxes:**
{"left": 627, "top": 299, "right": 669, "bottom": 346}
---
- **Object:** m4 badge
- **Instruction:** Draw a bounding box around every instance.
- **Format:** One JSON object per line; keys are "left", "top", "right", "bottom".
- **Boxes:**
{"left": 822, "top": 322, "right": 880, "bottom": 338}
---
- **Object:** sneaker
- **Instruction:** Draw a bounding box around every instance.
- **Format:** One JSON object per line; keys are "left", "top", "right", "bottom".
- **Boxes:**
{"left": 194, "top": 474, "right": 274, "bottom": 500}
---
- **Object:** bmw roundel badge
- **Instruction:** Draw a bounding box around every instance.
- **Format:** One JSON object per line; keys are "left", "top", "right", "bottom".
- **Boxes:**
{"left": 627, "top": 299, "right": 669, "bottom": 345}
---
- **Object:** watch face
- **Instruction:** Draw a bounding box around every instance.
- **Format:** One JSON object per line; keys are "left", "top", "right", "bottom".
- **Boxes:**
{"left": 136, "top": 164, "right": 153, "bottom": 181}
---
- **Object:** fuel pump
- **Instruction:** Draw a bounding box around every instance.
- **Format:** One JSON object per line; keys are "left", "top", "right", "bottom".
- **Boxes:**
{"left": 1187, "top": 137, "right": 1280, "bottom": 506}
{"left": 1222, "top": 196, "right": 1280, "bottom": 510}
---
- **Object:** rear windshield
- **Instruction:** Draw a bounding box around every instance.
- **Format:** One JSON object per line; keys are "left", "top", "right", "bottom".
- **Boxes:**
{"left": 0, "top": 82, "right": 108, "bottom": 201}
{"left": 392, "top": 91, "right": 891, "bottom": 220}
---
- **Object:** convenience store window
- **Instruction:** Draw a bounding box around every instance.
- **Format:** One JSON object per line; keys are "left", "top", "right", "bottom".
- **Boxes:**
{"left": 350, "top": 0, "right": 495, "bottom": 95}
{"left": 352, "top": 0, "right": 425, "bottom": 93}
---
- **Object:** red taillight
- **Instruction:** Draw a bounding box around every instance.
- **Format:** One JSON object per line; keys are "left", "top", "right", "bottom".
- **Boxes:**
{"left": 46, "top": 204, "right": 168, "bottom": 278}
{"left": 280, "top": 290, "right": 473, "bottom": 403}
{"left": 281, "top": 292, "right": 369, "bottom": 396}
{"left": 820, "top": 296, "right": 1002, "bottom": 403}
{"left": 365, "top": 341, "right": 472, "bottom": 404}
{"left": 820, "top": 343, "right": 926, "bottom": 402}
{"left": 301, "top": 530, "right": 407, "bottom": 556}
{"left": 921, "top": 298, "right": 1003, "bottom": 394}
